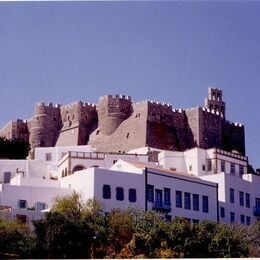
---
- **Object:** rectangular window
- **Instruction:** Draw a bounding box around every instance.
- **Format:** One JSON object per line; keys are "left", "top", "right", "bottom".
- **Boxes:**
{"left": 239, "top": 165, "right": 244, "bottom": 177}
{"left": 164, "top": 188, "right": 171, "bottom": 206}
{"left": 129, "top": 188, "right": 137, "bottom": 203}
{"left": 230, "top": 212, "right": 235, "bottom": 223}
{"left": 246, "top": 193, "right": 250, "bottom": 208}
{"left": 220, "top": 207, "right": 225, "bottom": 218}
{"left": 18, "top": 200, "right": 27, "bottom": 209}
{"left": 45, "top": 153, "right": 52, "bottom": 161}
{"left": 165, "top": 215, "right": 172, "bottom": 222}
{"left": 193, "top": 194, "right": 199, "bottom": 211}
{"left": 3, "top": 172, "right": 11, "bottom": 183}
{"left": 246, "top": 216, "right": 251, "bottom": 226}
{"left": 221, "top": 160, "right": 225, "bottom": 172}
{"left": 147, "top": 185, "right": 154, "bottom": 202}
{"left": 230, "top": 163, "right": 235, "bottom": 175}
{"left": 207, "top": 160, "right": 212, "bottom": 171}
{"left": 184, "top": 192, "right": 191, "bottom": 210}
{"left": 116, "top": 187, "right": 124, "bottom": 201}
{"left": 103, "top": 185, "right": 111, "bottom": 199}
{"left": 202, "top": 196, "right": 209, "bottom": 213}
{"left": 239, "top": 191, "right": 244, "bottom": 206}
{"left": 240, "top": 214, "right": 245, "bottom": 224}
{"left": 176, "top": 190, "right": 182, "bottom": 208}
{"left": 35, "top": 202, "right": 47, "bottom": 211}
{"left": 230, "top": 188, "right": 234, "bottom": 203}
{"left": 155, "top": 189, "right": 163, "bottom": 207}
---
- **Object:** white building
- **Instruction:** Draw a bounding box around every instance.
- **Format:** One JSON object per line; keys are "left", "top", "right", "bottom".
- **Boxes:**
{"left": 0, "top": 145, "right": 259, "bottom": 227}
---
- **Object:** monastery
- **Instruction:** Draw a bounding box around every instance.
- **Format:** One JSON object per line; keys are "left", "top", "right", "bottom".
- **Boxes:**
{"left": 0, "top": 87, "right": 258, "bottom": 228}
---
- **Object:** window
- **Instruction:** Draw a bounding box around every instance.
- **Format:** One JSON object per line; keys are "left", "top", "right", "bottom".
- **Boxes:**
{"left": 230, "top": 212, "right": 235, "bottom": 223}
{"left": 45, "top": 153, "right": 52, "bottom": 161}
{"left": 221, "top": 160, "right": 225, "bottom": 172}
{"left": 230, "top": 188, "right": 234, "bottom": 203}
{"left": 239, "top": 191, "right": 244, "bottom": 206}
{"left": 246, "top": 216, "right": 251, "bottom": 226}
{"left": 184, "top": 192, "right": 191, "bottom": 210}
{"left": 3, "top": 172, "right": 11, "bottom": 183}
{"left": 220, "top": 207, "right": 225, "bottom": 218}
{"left": 239, "top": 165, "right": 244, "bottom": 177}
{"left": 147, "top": 185, "right": 154, "bottom": 202}
{"left": 246, "top": 193, "right": 250, "bottom": 208}
{"left": 207, "top": 160, "right": 212, "bottom": 171}
{"left": 164, "top": 188, "right": 171, "bottom": 205}
{"left": 113, "top": 160, "right": 118, "bottom": 164}
{"left": 165, "top": 215, "right": 172, "bottom": 222}
{"left": 189, "top": 165, "right": 192, "bottom": 171}
{"left": 35, "top": 202, "right": 47, "bottom": 211}
{"left": 176, "top": 190, "right": 182, "bottom": 208}
{"left": 129, "top": 188, "right": 137, "bottom": 203}
{"left": 18, "top": 200, "right": 27, "bottom": 209}
{"left": 192, "top": 219, "right": 199, "bottom": 224}
{"left": 116, "top": 187, "right": 124, "bottom": 201}
{"left": 202, "top": 196, "right": 209, "bottom": 213}
{"left": 230, "top": 163, "right": 235, "bottom": 175}
{"left": 202, "top": 165, "right": 205, "bottom": 171}
{"left": 240, "top": 214, "right": 245, "bottom": 224}
{"left": 155, "top": 189, "right": 163, "bottom": 207}
{"left": 193, "top": 194, "right": 199, "bottom": 211}
{"left": 103, "top": 185, "right": 111, "bottom": 199}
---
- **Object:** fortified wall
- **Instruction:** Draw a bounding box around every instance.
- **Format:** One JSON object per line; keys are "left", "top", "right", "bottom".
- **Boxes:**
{"left": 0, "top": 88, "right": 246, "bottom": 156}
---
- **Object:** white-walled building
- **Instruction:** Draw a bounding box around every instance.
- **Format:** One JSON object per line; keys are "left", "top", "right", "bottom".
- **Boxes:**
{"left": 0, "top": 145, "right": 260, "bottom": 227}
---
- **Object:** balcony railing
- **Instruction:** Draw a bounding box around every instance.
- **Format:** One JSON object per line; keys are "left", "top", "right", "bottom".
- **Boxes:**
{"left": 152, "top": 201, "right": 172, "bottom": 213}
{"left": 253, "top": 207, "right": 260, "bottom": 216}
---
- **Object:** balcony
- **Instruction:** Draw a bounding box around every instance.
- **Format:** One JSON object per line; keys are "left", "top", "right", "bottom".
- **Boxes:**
{"left": 152, "top": 201, "right": 172, "bottom": 213}
{"left": 253, "top": 207, "right": 260, "bottom": 216}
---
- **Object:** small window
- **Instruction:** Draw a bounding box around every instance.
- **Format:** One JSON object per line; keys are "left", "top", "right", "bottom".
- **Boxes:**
{"left": 246, "top": 216, "right": 251, "bottom": 226}
{"left": 202, "top": 165, "right": 205, "bottom": 171}
{"left": 246, "top": 193, "right": 250, "bottom": 208}
{"left": 240, "top": 214, "right": 245, "bottom": 224}
{"left": 103, "top": 185, "right": 111, "bottom": 199}
{"left": 239, "top": 191, "right": 244, "bottom": 206}
{"left": 164, "top": 188, "right": 171, "bottom": 206}
{"left": 116, "top": 187, "right": 124, "bottom": 201}
{"left": 45, "top": 153, "right": 52, "bottom": 161}
{"left": 202, "top": 196, "right": 209, "bottom": 213}
{"left": 207, "top": 160, "right": 212, "bottom": 171}
{"left": 193, "top": 194, "right": 199, "bottom": 211}
{"left": 129, "top": 188, "right": 137, "bottom": 203}
{"left": 18, "top": 200, "right": 27, "bottom": 209}
{"left": 239, "top": 165, "right": 244, "bottom": 177}
{"left": 176, "top": 190, "right": 182, "bottom": 208}
{"left": 230, "top": 163, "right": 235, "bottom": 175}
{"left": 221, "top": 160, "right": 225, "bottom": 172}
{"left": 230, "top": 212, "right": 235, "bottom": 223}
{"left": 113, "top": 160, "right": 118, "bottom": 164}
{"left": 3, "top": 172, "right": 11, "bottom": 183}
{"left": 220, "top": 207, "right": 225, "bottom": 218}
{"left": 184, "top": 192, "right": 191, "bottom": 210}
{"left": 230, "top": 188, "right": 234, "bottom": 203}
{"left": 189, "top": 165, "right": 192, "bottom": 171}
{"left": 96, "top": 130, "right": 100, "bottom": 135}
{"left": 126, "top": 133, "right": 130, "bottom": 138}
{"left": 165, "top": 215, "right": 172, "bottom": 222}
{"left": 35, "top": 202, "right": 47, "bottom": 211}
{"left": 147, "top": 185, "right": 154, "bottom": 202}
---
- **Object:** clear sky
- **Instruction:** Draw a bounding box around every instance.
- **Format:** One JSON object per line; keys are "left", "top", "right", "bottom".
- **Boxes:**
{"left": 0, "top": 1, "right": 260, "bottom": 167}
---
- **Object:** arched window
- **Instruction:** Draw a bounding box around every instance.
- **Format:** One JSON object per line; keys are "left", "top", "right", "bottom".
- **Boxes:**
{"left": 72, "top": 165, "right": 86, "bottom": 173}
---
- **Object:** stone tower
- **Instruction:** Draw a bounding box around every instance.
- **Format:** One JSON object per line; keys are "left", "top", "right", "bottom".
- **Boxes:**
{"left": 97, "top": 95, "right": 133, "bottom": 136}
{"left": 28, "top": 102, "right": 61, "bottom": 148}
{"left": 204, "top": 87, "right": 225, "bottom": 118}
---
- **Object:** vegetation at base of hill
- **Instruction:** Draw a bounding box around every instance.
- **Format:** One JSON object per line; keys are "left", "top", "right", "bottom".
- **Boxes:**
{"left": 0, "top": 137, "right": 30, "bottom": 159}
{"left": 1, "top": 192, "right": 260, "bottom": 258}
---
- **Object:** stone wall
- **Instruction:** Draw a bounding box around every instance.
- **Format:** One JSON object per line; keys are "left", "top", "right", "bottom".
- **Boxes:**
{"left": 0, "top": 88, "right": 246, "bottom": 156}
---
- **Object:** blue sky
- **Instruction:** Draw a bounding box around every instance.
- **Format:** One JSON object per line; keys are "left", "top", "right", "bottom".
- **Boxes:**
{"left": 1, "top": 1, "right": 260, "bottom": 167}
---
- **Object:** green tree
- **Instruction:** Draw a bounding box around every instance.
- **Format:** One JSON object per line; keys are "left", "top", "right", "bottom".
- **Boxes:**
{"left": 0, "top": 218, "right": 34, "bottom": 258}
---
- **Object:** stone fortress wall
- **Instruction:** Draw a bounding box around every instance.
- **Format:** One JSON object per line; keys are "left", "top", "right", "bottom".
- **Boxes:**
{"left": 0, "top": 88, "right": 245, "bottom": 156}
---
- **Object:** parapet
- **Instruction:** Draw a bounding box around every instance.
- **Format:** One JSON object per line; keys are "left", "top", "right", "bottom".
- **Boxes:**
{"left": 36, "top": 102, "right": 61, "bottom": 108}
{"left": 99, "top": 94, "right": 131, "bottom": 102}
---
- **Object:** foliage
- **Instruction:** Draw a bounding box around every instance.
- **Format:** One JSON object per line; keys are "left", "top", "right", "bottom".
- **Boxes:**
{"left": 1, "top": 192, "right": 257, "bottom": 258}
{"left": 0, "top": 218, "right": 34, "bottom": 258}
{"left": 0, "top": 137, "right": 30, "bottom": 159}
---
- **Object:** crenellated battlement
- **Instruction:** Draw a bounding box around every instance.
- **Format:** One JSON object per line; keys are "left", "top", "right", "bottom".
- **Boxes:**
{"left": 36, "top": 102, "right": 61, "bottom": 108}
{"left": 202, "top": 106, "right": 224, "bottom": 117}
